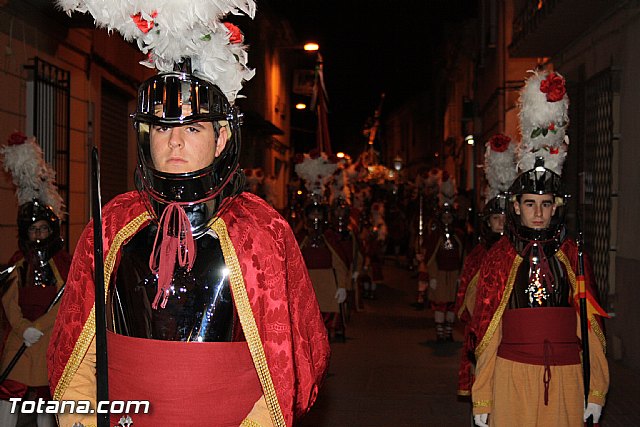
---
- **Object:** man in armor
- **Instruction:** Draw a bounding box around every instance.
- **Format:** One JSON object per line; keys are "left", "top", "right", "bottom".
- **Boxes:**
{"left": 420, "top": 200, "right": 465, "bottom": 342}
{"left": 47, "top": 3, "right": 330, "bottom": 426}
{"left": 471, "top": 71, "right": 608, "bottom": 427}
{"left": 0, "top": 131, "right": 70, "bottom": 427}
{"left": 455, "top": 133, "right": 516, "bottom": 399}
{"left": 0, "top": 201, "right": 70, "bottom": 427}
{"left": 298, "top": 198, "right": 349, "bottom": 342}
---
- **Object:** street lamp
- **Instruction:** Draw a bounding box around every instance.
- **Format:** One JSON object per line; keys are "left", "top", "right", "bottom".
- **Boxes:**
{"left": 304, "top": 42, "right": 319, "bottom": 52}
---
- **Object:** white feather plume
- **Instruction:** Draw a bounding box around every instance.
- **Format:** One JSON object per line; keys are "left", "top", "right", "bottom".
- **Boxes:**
{"left": 483, "top": 134, "right": 518, "bottom": 201}
{"left": 294, "top": 152, "right": 339, "bottom": 198}
{"left": 1, "top": 135, "right": 65, "bottom": 218}
{"left": 56, "top": 0, "right": 256, "bottom": 103}
{"left": 517, "top": 70, "right": 569, "bottom": 175}
{"left": 438, "top": 172, "right": 456, "bottom": 206}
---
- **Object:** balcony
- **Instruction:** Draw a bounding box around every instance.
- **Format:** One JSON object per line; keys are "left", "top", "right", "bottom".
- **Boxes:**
{"left": 509, "top": 0, "right": 621, "bottom": 58}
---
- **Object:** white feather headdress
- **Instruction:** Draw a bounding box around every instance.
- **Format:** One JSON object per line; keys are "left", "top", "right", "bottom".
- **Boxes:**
{"left": 56, "top": 0, "right": 256, "bottom": 103}
{"left": 294, "top": 151, "right": 339, "bottom": 198}
{"left": 483, "top": 133, "right": 517, "bottom": 202}
{"left": 1, "top": 132, "right": 65, "bottom": 218}
{"left": 517, "top": 70, "right": 569, "bottom": 174}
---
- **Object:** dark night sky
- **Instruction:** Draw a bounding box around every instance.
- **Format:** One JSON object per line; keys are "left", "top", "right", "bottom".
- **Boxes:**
{"left": 264, "top": 0, "right": 476, "bottom": 156}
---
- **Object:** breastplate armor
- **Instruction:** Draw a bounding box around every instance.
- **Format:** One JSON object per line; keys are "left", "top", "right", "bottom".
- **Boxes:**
{"left": 108, "top": 223, "right": 237, "bottom": 342}
{"left": 509, "top": 255, "right": 571, "bottom": 309}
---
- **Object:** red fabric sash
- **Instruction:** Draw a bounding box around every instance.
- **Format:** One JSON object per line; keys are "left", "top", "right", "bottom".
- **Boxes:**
{"left": 498, "top": 307, "right": 580, "bottom": 366}
{"left": 107, "top": 332, "right": 263, "bottom": 427}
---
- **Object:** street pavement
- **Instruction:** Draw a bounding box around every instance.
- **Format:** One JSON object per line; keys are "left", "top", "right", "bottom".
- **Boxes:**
{"left": 298, "top": 256, "right": 640, "bottom": 427}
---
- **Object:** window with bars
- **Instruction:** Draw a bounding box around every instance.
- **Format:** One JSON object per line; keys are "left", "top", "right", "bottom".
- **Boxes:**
{"left": 24, "top": 57, "right": 70, "bottom": 247}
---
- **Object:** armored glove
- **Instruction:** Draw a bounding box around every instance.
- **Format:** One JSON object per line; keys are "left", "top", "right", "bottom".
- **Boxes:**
{"left": 584, "top": 402, "right": 602, "bottom": 423}
{"left": 23, "top": 327, "right": 44, "bottom": 347}
{"left": 335, "top": 288, "right": 347, "bottom": 304}
{"left": 474, "top": 413, "right": 488, "bottom": 427}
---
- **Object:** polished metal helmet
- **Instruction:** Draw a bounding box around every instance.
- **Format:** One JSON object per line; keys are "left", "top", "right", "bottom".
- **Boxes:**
{"left": 506, "top": 157, "right": 568, "bottom": 254}
{"left": 17, "top": 200, "right": 63, "bottom": 258}
{"left": 132, "top": 70, "right": 245, "bottom": 211}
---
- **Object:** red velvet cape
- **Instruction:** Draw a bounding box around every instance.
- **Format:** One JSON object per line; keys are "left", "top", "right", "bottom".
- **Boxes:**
{"left": 47, "top": 191, "right": 330, "bottom": 426}
{"left": 454, "top": 243, "right": 487, "bottom": 322}
{"left": 470, "top": 236, "right": 605, "bottom": 360}
{"left": 454, "top": 242, "right": 487, "bottom": 396}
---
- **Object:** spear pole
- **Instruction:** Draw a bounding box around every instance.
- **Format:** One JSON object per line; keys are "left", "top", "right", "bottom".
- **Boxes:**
{"left": 92, "top": 147, "right": 109, "bottom": 427}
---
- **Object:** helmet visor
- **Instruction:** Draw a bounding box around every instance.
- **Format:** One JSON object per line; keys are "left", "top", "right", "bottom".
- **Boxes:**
{"left": 134, "top": 72, "right": 230, "bottom": 126}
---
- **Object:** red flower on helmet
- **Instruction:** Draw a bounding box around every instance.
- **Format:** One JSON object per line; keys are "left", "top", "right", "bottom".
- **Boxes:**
{"left": 223, "top": 23, "right": 243, "bottom": 44}
{"left": 131, "top": 11, "right": 158, "bottom": 34}
{"left": 549, "top": 147, "right": 559, "bottom": 154}
{"left": 7, "top": 131, "right": 27, "bottom": 146}
{"left": 489, "top": 134, "right": 511, "bottom": 152}
{"left": 539, "top": 72, "right": 566, "bottom": 102}
{"left": 548, "top": 122, "right": 556, "bottom": 131}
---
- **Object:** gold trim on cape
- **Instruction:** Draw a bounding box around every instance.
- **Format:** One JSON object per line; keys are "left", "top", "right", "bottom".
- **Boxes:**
{"left": 211, "top": 218, "right": 287, "bottom": 427}
{"left": 475, "top": 255, "right": 523, "bottom": 358}
{"left": 241, "top": 419, "right": 264, "bottom": 427}
{"left": 53, "top": 212, "right": 151, "bottom": 400}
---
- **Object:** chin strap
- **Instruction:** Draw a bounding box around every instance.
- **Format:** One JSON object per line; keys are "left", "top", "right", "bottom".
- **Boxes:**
{"left": 149, "top": 202, "right": 196, "bottom": 309}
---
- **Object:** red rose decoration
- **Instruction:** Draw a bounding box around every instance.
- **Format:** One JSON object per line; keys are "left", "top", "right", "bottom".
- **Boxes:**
{"left": 489, "top": 134, "right": 511, "bottom": 152}
{"left": 7, "top": 131, "right": 27, "bottom": 146}
{"left": 539, "top": 72, "right": 566, "bottom": 102}
{"left": 548, "top": 122, "right": 556, "bottom": 131}
{"left": 223, "top": 23, "right": 243, "bottom": 44}
{"left": 294, "top": 154, "right": 305, "bottom": 164}
{"left": 131, "top": 11, "right": 158, "bottom": 34}
{"left": 549, "top": 147, "right": 559, "bottom": 154}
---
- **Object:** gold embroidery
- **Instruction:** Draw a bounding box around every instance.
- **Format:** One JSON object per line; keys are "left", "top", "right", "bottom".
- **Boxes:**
{"left": 590, "top": 389, "right": 606, "bottom": 398}
{"left": 241, "top": 419, "right": 263, "bottom": 427}
{"left": 54, "top": 212, "right": 151, "bottom": 401}
{"left": 556, "top": 250, "right": 607, "bottom": 353}
{"left": 473, "top": 400, "right": 492, "bottom": 408}
{"left": 212, "top": 219, "right": 286, "bottom": 427}
{"left": 475, "top": 256, "right": 522, "bottom": 358}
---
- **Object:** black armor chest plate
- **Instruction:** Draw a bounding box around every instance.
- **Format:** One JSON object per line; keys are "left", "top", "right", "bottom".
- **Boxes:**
{"left": 509, "top": 255, "right": 571, "bottom": 309}
{"left": 107, "top": 224, "right": 236, "bottom": 342}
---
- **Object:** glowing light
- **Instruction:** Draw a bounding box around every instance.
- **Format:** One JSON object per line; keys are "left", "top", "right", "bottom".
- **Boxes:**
{"left": 465, "top": 135, "right": 475, "bottom": 145}
{"left": 304, "top": 42, "right": 319, "bottom": 51}
{"left": 295, "top": 103, "right": 307, "bottom": 110}
{"left": 336, "top": 152, "right": 345, "bottom": 158}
